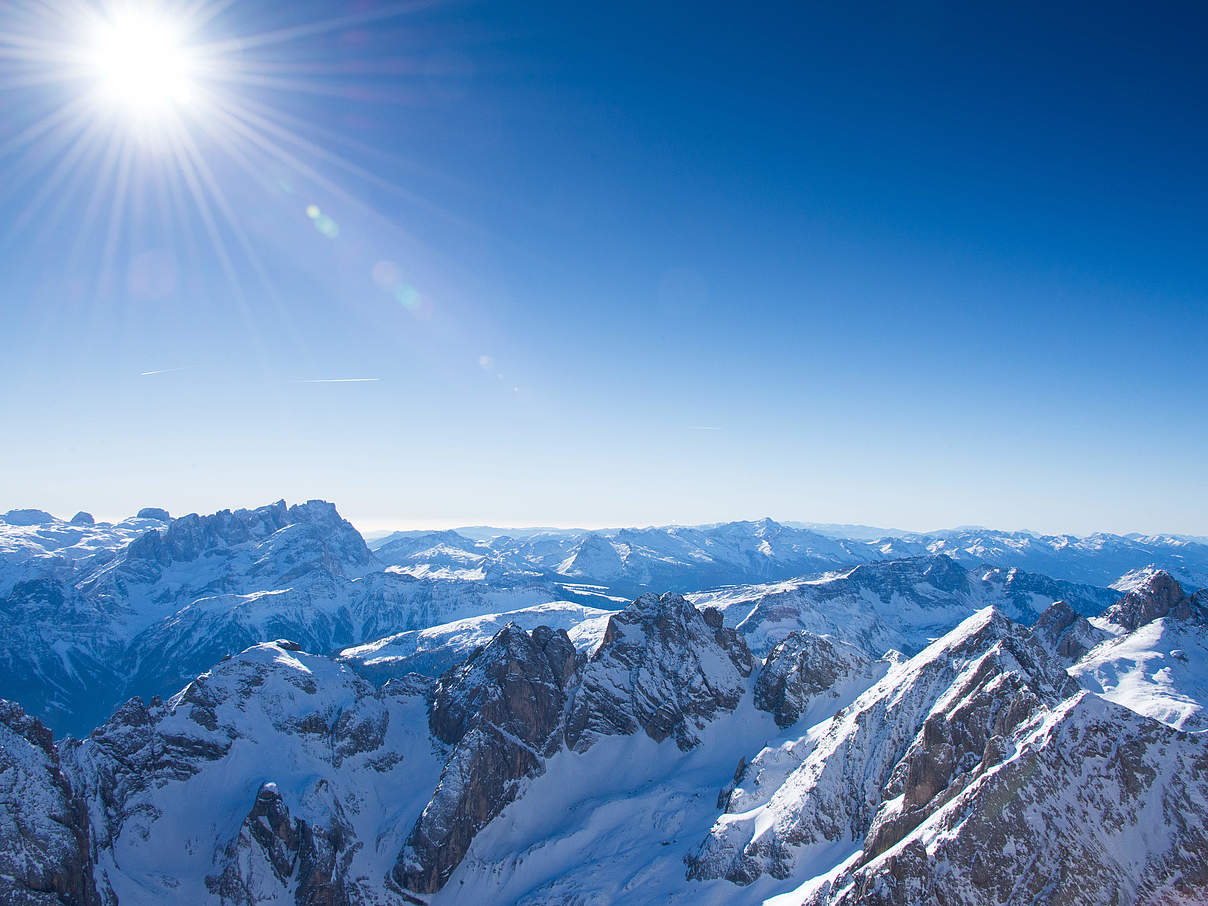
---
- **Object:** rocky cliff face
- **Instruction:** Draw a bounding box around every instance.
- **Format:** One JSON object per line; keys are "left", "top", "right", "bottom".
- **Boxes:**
{"left": 208, "top": 782, "right": 355, "bottom": 906}
{"left": 806, "top": 693, "right": 1208, "bottom": 906}
{"left": 686, "top": 608, "right": 1078, "bottom": 885}
{"left": 1099, "top": 569, "right": 1205, "bottom": 631}
{"left": 393, "top": 624, "right": 578, "bottom": 894}
{"left": 753, "top": 631, "right": 887, "bottom": 728}
{"left": 0, "top": 701, "right": 99, "bottom": 906}
{"left": 1030, "top": 599, "right": 1109, "bottom": 660}
{"left": 395, "top": 593, "right": 757, "bottom": 895}
{"left": 565, "top": 594, "right": 754, "bottom": 752}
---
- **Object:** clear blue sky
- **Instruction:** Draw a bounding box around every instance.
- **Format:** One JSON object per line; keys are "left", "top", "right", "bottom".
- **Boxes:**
{"left": 1, "top": 0, "right": 1205, "bottom": 534}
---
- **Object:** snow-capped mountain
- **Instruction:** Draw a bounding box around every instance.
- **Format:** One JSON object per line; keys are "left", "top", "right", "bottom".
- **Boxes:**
{"left": 690, "top": 555, "right": 1121, "bottom": 657}
{"left": 371, "top": 518, "right": 1208, "bottom": 592}
{"left": 3, "top": 498, "right": 1207, "bottom": 904}
{"left": 901, "top": 528, "right": 1208, "bottom": 589}
{"left": 374, "top": 518, "right": 886, "bottom": 592}
{"left": 0, "top": 501, "right": 573, "bottom": 735}
{"left": 1069, "top": 570, "right": 1208, "bottom": 731}
{"left": 4, "top": 583, "right": 1206, "bottom": 905}
{"left": 0, "top": 507, "right": 168, "bottom": 596}
{"left": 3, "top": 498, "right": 1203, "bottom": 739}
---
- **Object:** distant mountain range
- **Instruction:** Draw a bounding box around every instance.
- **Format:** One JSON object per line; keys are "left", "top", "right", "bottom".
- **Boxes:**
{"left": 371, "top": 516, "right": 1208, "bottom": 590}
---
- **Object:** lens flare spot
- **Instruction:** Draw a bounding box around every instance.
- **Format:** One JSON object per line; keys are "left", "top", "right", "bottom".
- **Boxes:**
{"left": 372, "top": 260, "right": 400, "bottom": 288}
{"left": 312, "top": 214, "right": 339, "bottom": 238}
{"left": 395, "top": 284, "right": 420, "bottom": 309}
{"left": 306, "top": 204, "right": 320, "bottom": 219}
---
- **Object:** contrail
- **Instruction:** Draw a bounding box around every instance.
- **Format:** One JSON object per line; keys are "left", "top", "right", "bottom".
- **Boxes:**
{"left": 295, "top": 377, "right": 382, "bottom": 383}
{"left": 140, "top": 367, "right": 188, "bottom": 376}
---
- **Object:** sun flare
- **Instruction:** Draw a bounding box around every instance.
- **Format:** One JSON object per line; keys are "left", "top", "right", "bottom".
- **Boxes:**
{"left": 1, "top": 0, "right": 425, "bottom": 292}
{"left": 87, "top": 10, "right": 198, "bottom": 119}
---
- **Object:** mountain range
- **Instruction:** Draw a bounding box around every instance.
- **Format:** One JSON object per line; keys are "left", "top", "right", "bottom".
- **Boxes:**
{"left": 1, "top": 500, "right": 1206, "bottom": 904}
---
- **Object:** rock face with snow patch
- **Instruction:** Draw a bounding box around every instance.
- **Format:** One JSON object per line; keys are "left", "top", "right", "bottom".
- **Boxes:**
{"left": 754, "top": 631, "right": 883, "bottom": 728}
{"left": 207, "top": 782, "right": 354, "bottom": 906}
{"left": 393, "top": 623, "right": 578, "bottom": 894}
{"left": 565, "top": 594, "right": 755, "bottom": 752}
{"left": 687, "top": 608, "right": 1078, "bottom": 885}
{"left": 0, "top": 700, "right": 99, "bottom": 906}
{"left": 395, "top": 593, "right": 757, "bottom": 894}
{"left": 1030, "top": 599, "right": 1109, "bottom": 660}
{"left": 1099, "top": 569, "right": 1204, "bottom": 631}
{"left": 805, "top": 693, "right": 1208, "bottom": 906}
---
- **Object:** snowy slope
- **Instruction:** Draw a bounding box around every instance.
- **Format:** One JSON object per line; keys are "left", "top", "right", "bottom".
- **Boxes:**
{"left": 339, "top": 600, "right": 615, "bottom": 681}
{"left": 0, "top": 510, "right": 167, "bottom": 596}
{"left": 1071, "top": 616, "right": 1208, "bottom": 731}
{"left": 1069, "top": 570, "right": 1208, "bottom": 731}
{"left": 63, "top": 641, "right": 444, "bottom": 906}
{"left": 691, "top": 555, "right": 1119, "bottom": 658}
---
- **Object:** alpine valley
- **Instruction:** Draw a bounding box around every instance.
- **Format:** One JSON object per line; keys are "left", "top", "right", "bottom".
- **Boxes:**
{"left": 2, "top": 500, "right": 1207, "bottom": 905}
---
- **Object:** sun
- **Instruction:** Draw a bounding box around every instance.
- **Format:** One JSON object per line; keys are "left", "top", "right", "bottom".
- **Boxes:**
{"left": 1, "top": 0, "right": 429, "bottom": 297}
{"left": 86, "top": 9, "right": 199, "bottom": 120}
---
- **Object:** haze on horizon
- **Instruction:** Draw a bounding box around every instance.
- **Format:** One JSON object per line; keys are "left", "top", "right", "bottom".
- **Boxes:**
{"left": 1, "top": 1, "right": 1205, "bottom": 538}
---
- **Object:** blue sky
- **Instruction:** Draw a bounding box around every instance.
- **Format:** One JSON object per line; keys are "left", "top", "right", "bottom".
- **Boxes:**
{"left": 1, "top": 0, "right": 1205, "bottom": 534}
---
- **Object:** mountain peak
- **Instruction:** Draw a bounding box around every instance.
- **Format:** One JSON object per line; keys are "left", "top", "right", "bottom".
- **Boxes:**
{"left": 2, "top": 508, "right": 55, "bottom": 526}
{"left": 1101, "top": 569, "right": 1201, "bottom": 631}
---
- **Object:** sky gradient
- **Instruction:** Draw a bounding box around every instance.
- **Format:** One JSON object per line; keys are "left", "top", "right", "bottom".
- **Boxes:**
{"left": 1, "top": 0, "right": 1205, "bottom": 535}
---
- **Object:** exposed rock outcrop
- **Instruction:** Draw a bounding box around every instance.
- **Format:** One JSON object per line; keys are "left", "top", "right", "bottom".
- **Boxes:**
{"left": 393, "top": 623, "right": 579, "bottom": 894}
{"left": 754, "top": 631, "right": 881, "bottom": 728}
{"left": 807, "top": 693, "right": 1208, "bottom": 906}
{"left": 396, "top": 593, "right": 758, "bottom": 895}
{"left": 565, "top": 592, "right": 754, "bottom": 752}
{"left": 208, "top": 782, "right": 354, "bottom": 906}
{"left": 1030, "top": 599, "right": 1108, "bottom": 660}
{"left": 687, "top": 608, "right": 1077, "bottom": 886}
{"left": 1100, "top": 570, "right": 1204, "bottom": 631}
{"left": 0, "top": 700, "right": 100, "bottom": 906}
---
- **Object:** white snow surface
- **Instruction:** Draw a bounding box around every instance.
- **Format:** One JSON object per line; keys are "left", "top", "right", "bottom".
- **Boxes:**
{"left": 64, "top": 642, "right": 445, "bottom": 906}
{"left": 339, "top": 600, "right": 615, "bottom": 678}
{"left": 0, "top": 513, "right": 166, "bottom": 595}
{"left": 1071, "top": 615, "right": 1208, "bottom": 731}
{"left": 690, "top": 557, "right": 1118, "bottom": 658}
